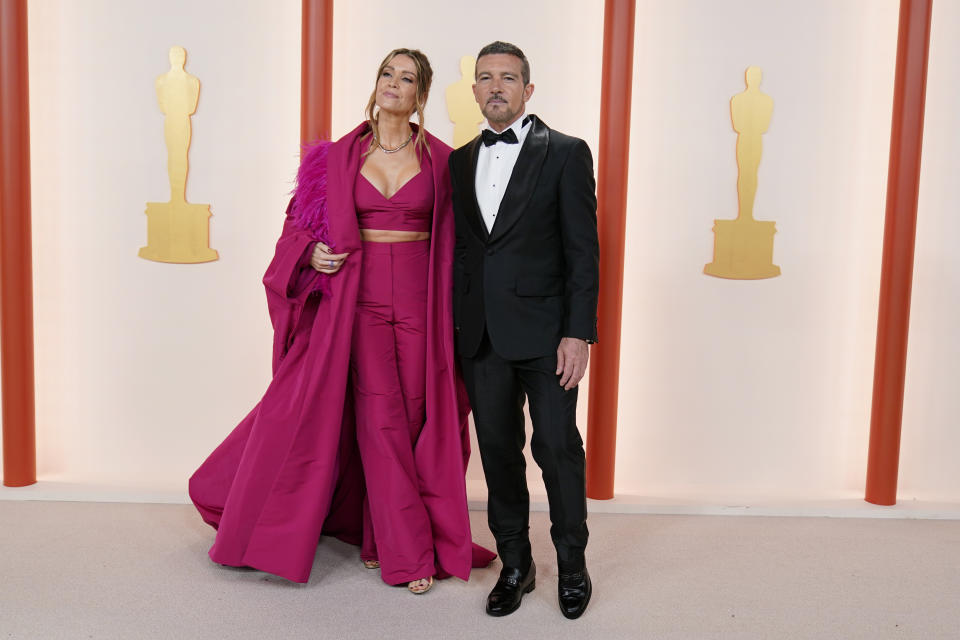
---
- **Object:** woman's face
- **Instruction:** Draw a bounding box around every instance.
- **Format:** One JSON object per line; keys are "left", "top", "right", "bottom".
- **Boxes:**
{"left": 375, "top": 54, "right": 418, "bottom": 116}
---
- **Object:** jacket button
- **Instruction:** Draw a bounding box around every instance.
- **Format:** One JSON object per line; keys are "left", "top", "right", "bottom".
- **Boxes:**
{"left": 486, "top": 249, "right": 495, "bottom": 256}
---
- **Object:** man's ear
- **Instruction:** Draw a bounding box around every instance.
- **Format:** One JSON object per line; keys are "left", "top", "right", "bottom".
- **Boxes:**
{"left": 523, "top": 83, "right": 535, "bottom": 103}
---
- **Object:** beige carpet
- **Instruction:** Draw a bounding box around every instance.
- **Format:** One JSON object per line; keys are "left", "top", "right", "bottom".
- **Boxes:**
{"left": 2, "top": 501, "right": 959, "bottom": 639}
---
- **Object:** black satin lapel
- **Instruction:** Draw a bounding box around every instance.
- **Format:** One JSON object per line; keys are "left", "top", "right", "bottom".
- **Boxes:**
{"left": 487, "top": 119, "right": 549, "bottom": 243}
{"left": 462, "top": 137, "right": 488, "bottom": 242}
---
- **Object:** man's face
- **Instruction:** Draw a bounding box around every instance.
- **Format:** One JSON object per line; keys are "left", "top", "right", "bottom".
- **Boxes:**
{"left": 473, "top": 53, "right": 534, "bottom": 130}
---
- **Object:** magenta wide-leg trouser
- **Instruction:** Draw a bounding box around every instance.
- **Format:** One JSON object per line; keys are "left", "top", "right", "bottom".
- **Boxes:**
{"left": 351, "top": 240, "right": 434, "bottom": 585}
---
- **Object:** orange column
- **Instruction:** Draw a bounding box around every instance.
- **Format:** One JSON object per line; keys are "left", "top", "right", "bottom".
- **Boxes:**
{"left": 865, "top": 0, "right": 933, "bottom": 506}
{"left": 0, "top": 0, "right": 37, "bottom": 487}
{"left": 586, "top": 0, "right": 636, "bottom": 500}
{"left": 301, "top": 0, "right": 334, "bottom": 144}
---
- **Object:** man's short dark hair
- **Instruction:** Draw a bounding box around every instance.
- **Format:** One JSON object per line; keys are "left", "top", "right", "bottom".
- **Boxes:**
{"left": 476, "top": 41, "right": 530, "bottom": 85}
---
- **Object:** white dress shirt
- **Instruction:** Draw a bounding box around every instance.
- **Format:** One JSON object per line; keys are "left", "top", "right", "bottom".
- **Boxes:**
{"left": 475, "top": 115, "right": 532, "bottom": 233}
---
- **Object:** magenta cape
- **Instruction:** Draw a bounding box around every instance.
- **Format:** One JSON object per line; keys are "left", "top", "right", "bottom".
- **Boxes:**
{"left": 189, "top": 122, "right": 495, "bottom": 583}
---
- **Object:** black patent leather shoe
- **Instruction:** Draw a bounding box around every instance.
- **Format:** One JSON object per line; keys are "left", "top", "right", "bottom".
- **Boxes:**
{"left": 486, "top": 561, "right": 536, "bottom": 617}
{"left": 558, "top": 566, "right": 592, "bottom": 619}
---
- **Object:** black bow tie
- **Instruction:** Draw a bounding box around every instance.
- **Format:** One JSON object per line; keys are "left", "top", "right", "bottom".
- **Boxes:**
{"left": 481, "top": 128, "right": 518, "bottom": 147}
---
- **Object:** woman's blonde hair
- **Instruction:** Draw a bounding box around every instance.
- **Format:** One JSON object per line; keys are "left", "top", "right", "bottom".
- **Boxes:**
{"left": 363, "top": 48, "right": 433, "bottom": 157}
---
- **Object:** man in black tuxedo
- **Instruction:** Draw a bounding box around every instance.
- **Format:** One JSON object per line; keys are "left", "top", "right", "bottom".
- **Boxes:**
{"left": 449, "top": 41, "right": 599, "bottom": 619}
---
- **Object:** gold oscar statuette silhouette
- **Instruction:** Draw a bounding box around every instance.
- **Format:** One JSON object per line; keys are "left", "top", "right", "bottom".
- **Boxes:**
{"left": 446, "top": 55, "right": 484, "bottom": 148}
{"left": 139, "top": 46, "right": 218, "bottom": 263}
{"left": 704, "top": 66, "right": 780, "bottom": 279}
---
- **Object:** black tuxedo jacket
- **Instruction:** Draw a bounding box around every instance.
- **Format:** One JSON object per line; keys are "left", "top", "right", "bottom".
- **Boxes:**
{"left": 449, "top": 115, "right": 599, "bottom": 360}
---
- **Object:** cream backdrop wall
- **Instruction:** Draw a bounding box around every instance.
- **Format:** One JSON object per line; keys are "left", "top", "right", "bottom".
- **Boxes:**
{"left": 3, "top": 0, "right": 958, "bottom": 511}
{"left": 21, "top": 0, "right": 301, "bottom": 496}
{"left": 617, "top": 0, "right": 903, "bottom": 503}
{"left": 615, "top": 0, "right": 956, "bottom": 506}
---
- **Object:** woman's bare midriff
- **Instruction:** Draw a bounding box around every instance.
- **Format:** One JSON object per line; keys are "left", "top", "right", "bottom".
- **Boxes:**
{"left": 360, "top": 229, "right": 430, "bottom": 243}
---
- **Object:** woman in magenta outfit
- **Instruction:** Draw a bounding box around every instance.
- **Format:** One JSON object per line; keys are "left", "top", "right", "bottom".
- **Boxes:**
{"left": 188, "top": 48, "right": 495, "bottom": 593}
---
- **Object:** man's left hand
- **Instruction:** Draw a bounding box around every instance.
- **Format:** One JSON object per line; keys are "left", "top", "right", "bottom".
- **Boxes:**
{"left": 556, "top": 337, "right": 589, "bottom": 391}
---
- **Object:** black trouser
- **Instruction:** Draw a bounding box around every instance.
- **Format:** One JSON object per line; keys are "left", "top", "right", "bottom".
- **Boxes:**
{"left": 460, "top": 333, "right": 588, "bottom": 573}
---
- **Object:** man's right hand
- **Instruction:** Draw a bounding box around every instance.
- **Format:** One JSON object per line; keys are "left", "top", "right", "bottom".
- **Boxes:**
{"left": 309, "top": 242, "right": 349, "bottom": 275}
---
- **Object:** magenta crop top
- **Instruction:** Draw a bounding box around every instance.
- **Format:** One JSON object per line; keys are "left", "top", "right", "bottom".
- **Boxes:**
{"left": 355, "top": 151, "right": 433, "bottom": 232}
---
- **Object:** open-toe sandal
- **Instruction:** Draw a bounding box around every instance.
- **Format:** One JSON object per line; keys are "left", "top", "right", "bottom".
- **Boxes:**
{"left": 407, "top": 576, "right": 434, "bottom": 595}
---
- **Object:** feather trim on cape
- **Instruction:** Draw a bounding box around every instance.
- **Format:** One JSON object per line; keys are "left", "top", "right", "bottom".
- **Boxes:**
{"left": 291, "top": 141, "right": 333, "bottom": 245}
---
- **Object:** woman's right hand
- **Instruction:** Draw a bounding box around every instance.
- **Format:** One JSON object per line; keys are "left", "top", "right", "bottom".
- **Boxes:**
{"left": 309, "top": 242, "right": 349, "bottom": 274}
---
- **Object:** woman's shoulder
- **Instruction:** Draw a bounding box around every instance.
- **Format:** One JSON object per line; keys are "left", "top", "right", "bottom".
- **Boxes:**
{"left": 301, "top": 122, "right": 370, "bottom": 151}
{"left": 338, "top": 121, "right": 372, "bottom": 144}
{"left": 298, "top": 122, "right": 371, "bottom": 168}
